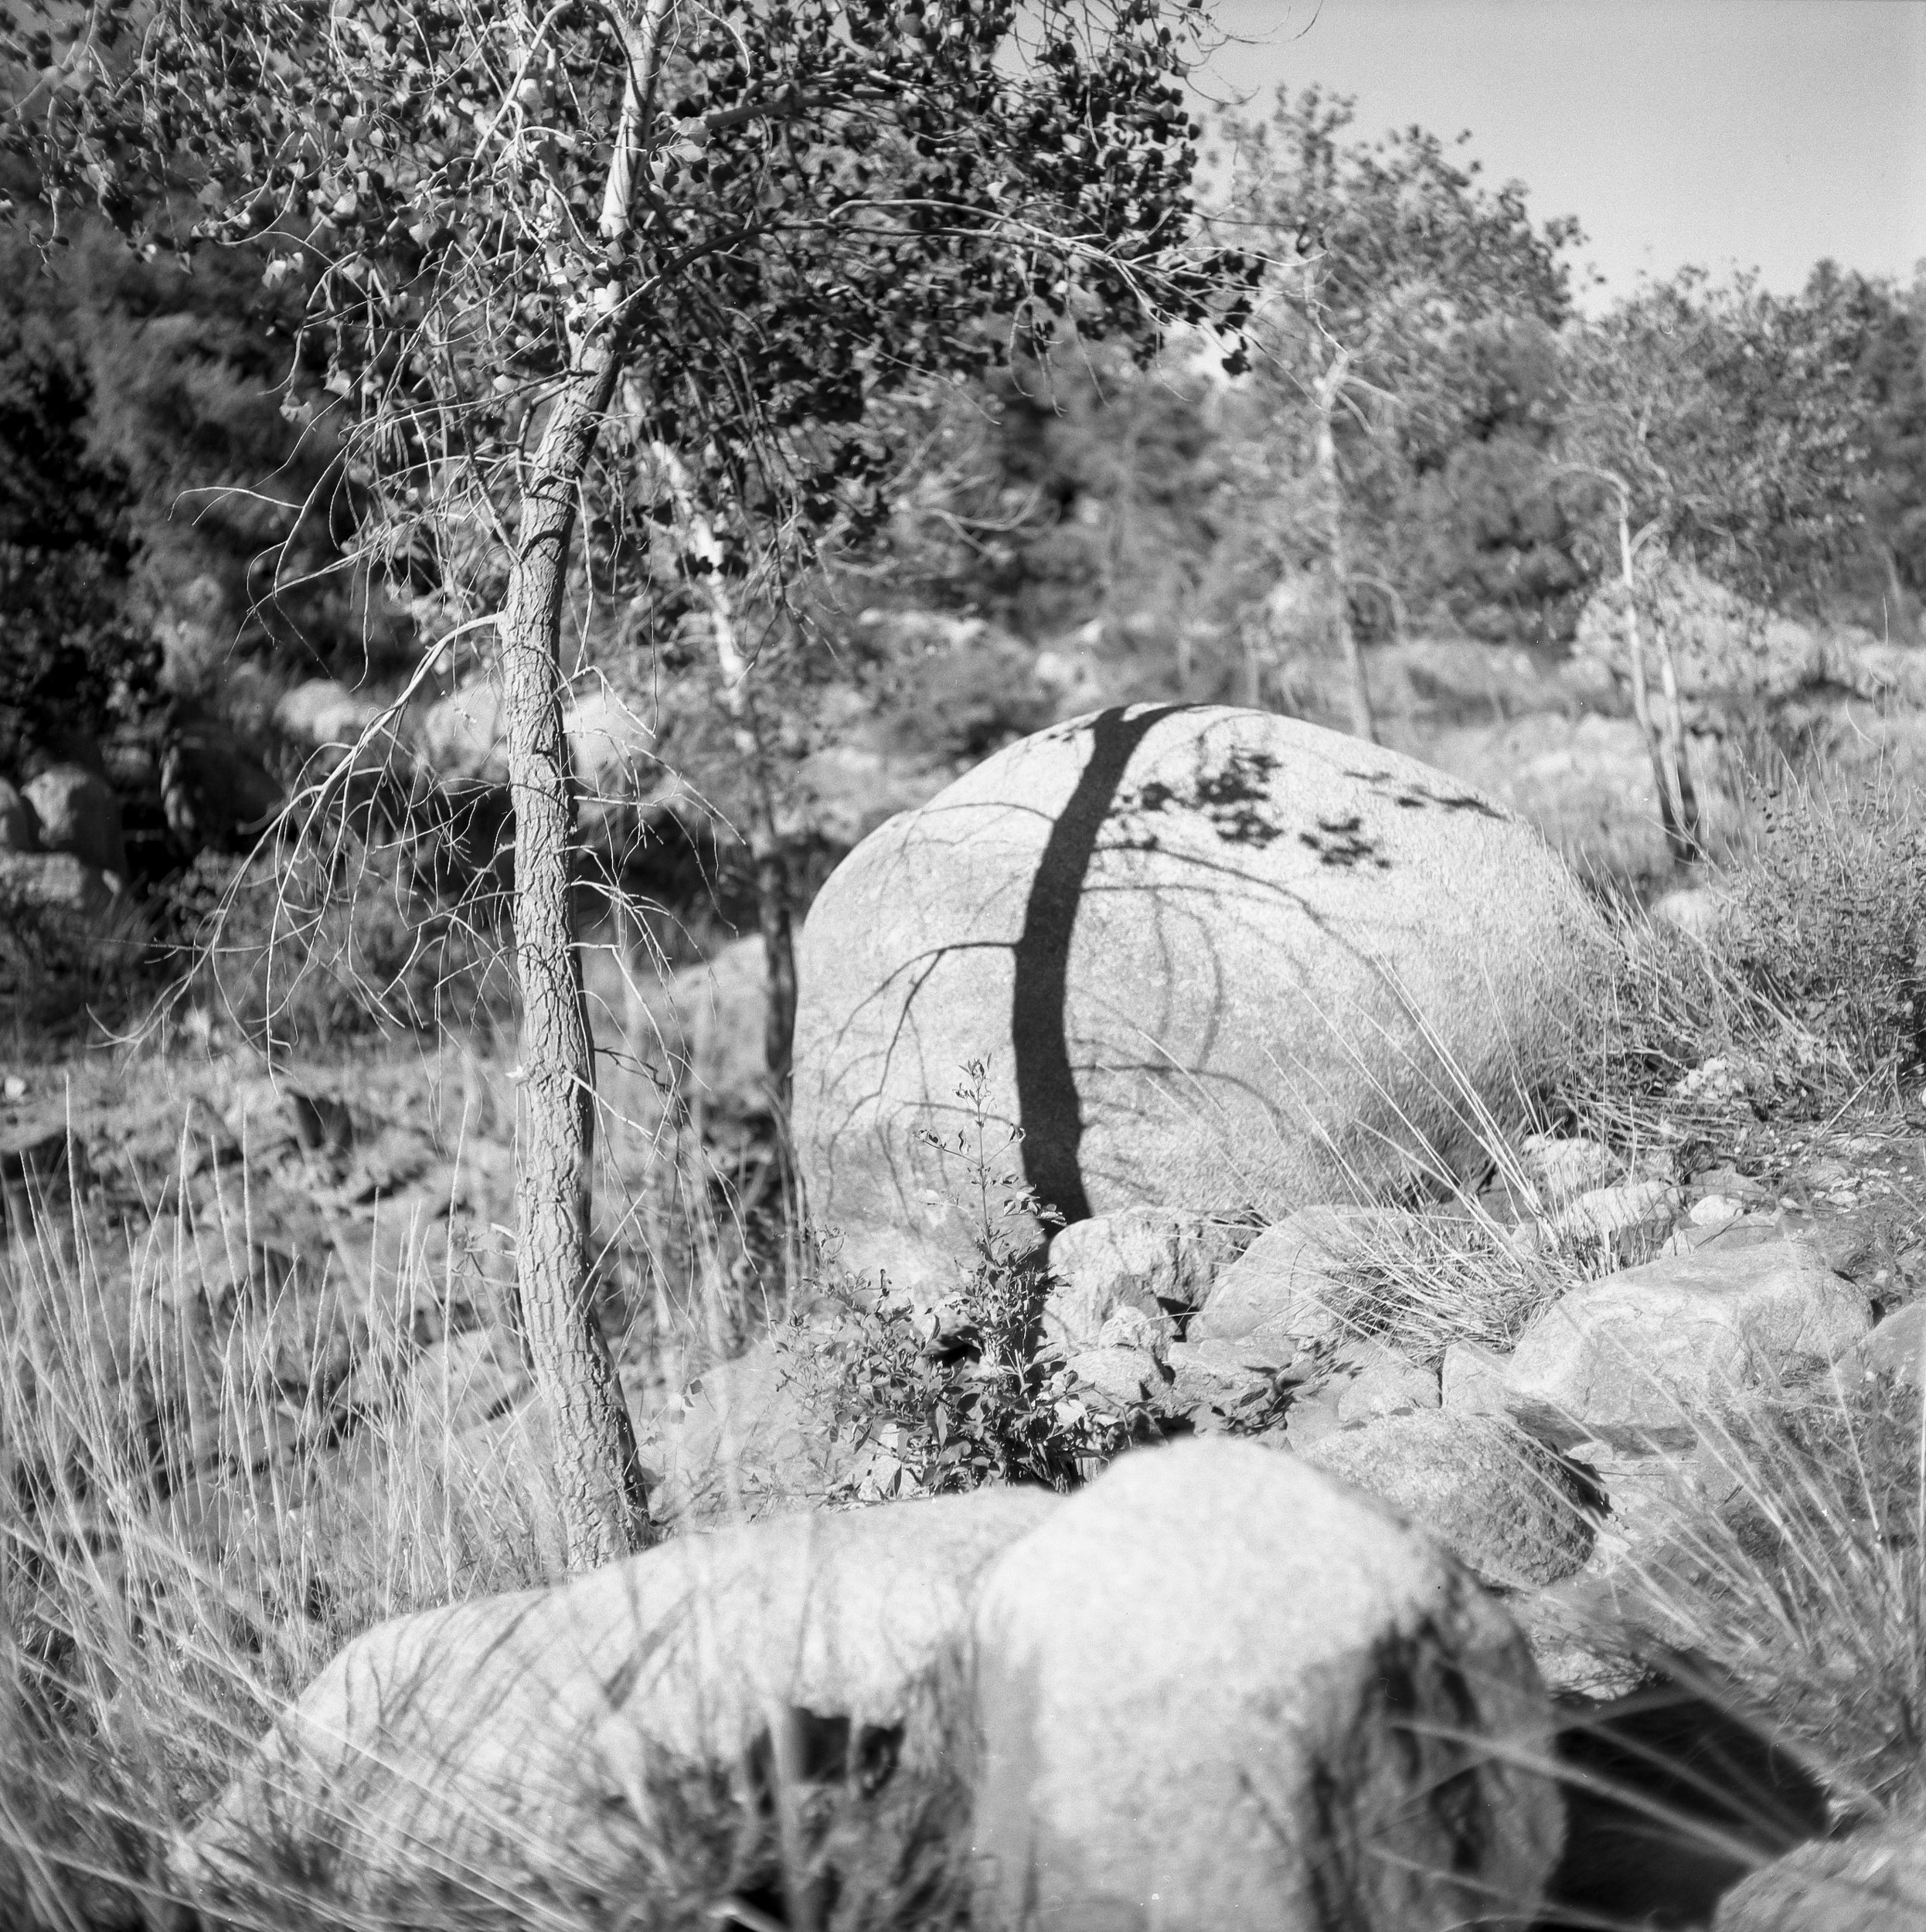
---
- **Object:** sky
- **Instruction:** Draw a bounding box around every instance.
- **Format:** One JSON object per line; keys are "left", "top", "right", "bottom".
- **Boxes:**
{"left": 1194, "top": 0, "right": 1926, "bottom": 304}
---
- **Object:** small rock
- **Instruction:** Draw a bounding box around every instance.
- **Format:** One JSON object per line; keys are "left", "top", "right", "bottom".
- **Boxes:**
{"left": 1503, "top": 1240, "right": 1873, "bottom": 1449}
{"left": 1094, "top": 1303, "right": 1169, "bottom": 1361}
{"left": 1285, "top": 1381, "right": 1346, "bottom": 1449}
{"left": 1552, "top": 1179, "right": 1680, "bottom": 1250}
{"left": 1043, "top": 1206, "right": 1244, "bottom": 1353}
{"left": 24, "top": 763, "right": 125, "bottom": 876}
{"left": 1334, "top": 1340, "right": 1441, "bottom": 1424}
{"left": 968, "top": 1439, "right": 1564, "bottom": 1932}
{"left": 1846, "top": 1304, "right": 1926, "bottom": 1386}
{"left": 1303, "top": 1410, "right": 1596, "bottom": 1589}
{"left": 1190, "top": 1205, "right": 1419, "bottom": 1350}
{"left": 2, "top": 1075, "right": 26, "bottom": 1102}
{"left": 1065, "top": 1342, "right": 1170, "bottom": 1412}
{"left": 1443, "top": 1338, "right": 1515, "bottom": 1415}
{"left": 0, "top": 777, "right": 39, "bottom": 852}
{"left": 1691, "top": 1194, "right": 1746, "bottom": 1227}
{"left": 1163, "top": 1338, "right": 1285, "bottom": 1428}
{"left": 1649, "top": 885, "right": 1724, "bottom": 940}
{"left": 1520, "top": 1131, "right": 1622, "bottom": 1209}
{"left": 0, "top": 850, "right": 119, "bottom": 917}
{"left": 274, "top": 679, "right": 383, "bottom": 750}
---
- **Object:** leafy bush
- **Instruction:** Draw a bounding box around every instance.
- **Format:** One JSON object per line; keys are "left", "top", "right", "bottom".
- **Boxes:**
{"left": 785, "top": 1063, "right": 1159, "bottom": 1501}
{"left": 1721, "top": 768, "right": 1926, "bottom": 1089}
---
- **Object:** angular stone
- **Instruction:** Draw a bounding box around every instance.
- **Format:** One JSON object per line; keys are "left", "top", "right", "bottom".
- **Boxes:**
{"left": 0, "top": 850, "right": 118, "bottom": 917}
{"left": 1303, "top": 1410, "right": 1595, "bottom": 1588}
{"left": 1846, "top": 1303, "right": 1926, "bottom": 1386}
{"left": 1504, "top": 1241, "right": 1873, "bottom": 1448}
{"left": 1191, "top": 1205, "right": 1419, "bottom": 1349}
{"left": 1162, "top": 1338, "right": 1282, "bottom": 1427}
{"left": 1065, "top": 1342, "right": 1170, "bottom": 1413}
{"left": 1520, "top": 1131, "right": 1622, "bottom": 1208}
{"left": 0, "top": 777, "right": 39, "bottom": 852}
{"left": 1552, "top": 1179, "right": 1680, "bottom": 1250}
{"left": 1443, "top": 1338, "right": 1514, "bottom": 1415}
{"left": 1043, "top": 1206, "right": 1244, "bottom": 1353}
{"left": 25, "top": 763, "right": 124, "bottom": 876}
{"left": 1334, "top": 1341, "right": 1441, "bottom": 1424}
{"left": 968, "top": 1439, "right": 1564, "bottom": 1931}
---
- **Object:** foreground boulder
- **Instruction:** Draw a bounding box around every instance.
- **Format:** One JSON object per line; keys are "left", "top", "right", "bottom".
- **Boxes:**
{"left": 1503, "top": 1240, "right": 1873, "bottom": 1447}
{"left": 179, "top": 1488, "right": 1057, "bottom": 1906}
{"left": 968, "top": 1439, "right": 1564, "bottom": 1930}
{"left": 795, "top": 706, "right": 1604, "bottom": 1287}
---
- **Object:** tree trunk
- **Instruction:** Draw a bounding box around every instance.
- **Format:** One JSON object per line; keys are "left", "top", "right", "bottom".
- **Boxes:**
{"left": 501, "top": 350, "right": 651, "bottom": 1570}
{"left": 1615, "top": 504, "right": 1688, "bottom": 865}
{"left": 1315, "top": 356, "right": 1375, "bottom": 744}
{"left": 1651, "top": 614, "right": 1702, "bottom": 861}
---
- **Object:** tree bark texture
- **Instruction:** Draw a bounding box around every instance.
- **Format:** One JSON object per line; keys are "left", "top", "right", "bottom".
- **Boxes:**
{"left": 1315, "top": 355, "right": 1376, "bottom": 745}
{"left": 1651, "top": 615, "right": 1702, "bottom": 860}
{"left": 502, "top": 350, "right": 651, "bottom": 1570}
{"left": 1615, "top": 504, "right": 1694, "bottom": 866}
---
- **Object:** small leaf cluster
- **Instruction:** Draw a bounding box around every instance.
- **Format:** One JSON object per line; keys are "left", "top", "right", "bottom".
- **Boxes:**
{"left": 783, "top": 1060, "right": 1159, "bottom": 1500}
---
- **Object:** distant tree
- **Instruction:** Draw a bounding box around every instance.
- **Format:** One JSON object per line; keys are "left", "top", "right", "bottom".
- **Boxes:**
{"left": 0, "top": 259, "right": 160, "bottom": 772}
{"left": 1219, "top": 87, "right": 1577, "bottom": 740}
{"left": 1805, "top": 262, "right": 1926, "bottom": 625}
{"left": 1558, "top": 267, "right": 1879, "bottom": 858}
{"left": 4, "top": 0, "right": 1248, "bottom": 1567}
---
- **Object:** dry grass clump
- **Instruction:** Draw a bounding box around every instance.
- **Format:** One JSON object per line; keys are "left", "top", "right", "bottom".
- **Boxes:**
{"left": 1584, "top": 1366, "right": 1926, "bottom": 1831}
{"left": 0, "top": 1185, "right": 561, "bottom": 1927}
{"left": 1720, "top": 763, "right": 1926, "bottom": 1092}
{"left": 1297, "top": 1206, "right": 1625, "bottom": 1368}
{"left": 1565, "top": 753, "right": 1926, "bottom": 1144}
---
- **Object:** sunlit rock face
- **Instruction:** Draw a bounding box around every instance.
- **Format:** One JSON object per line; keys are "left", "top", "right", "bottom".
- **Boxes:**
{"left": 793, "top": 704, "right": 1606, "bottom": 1290}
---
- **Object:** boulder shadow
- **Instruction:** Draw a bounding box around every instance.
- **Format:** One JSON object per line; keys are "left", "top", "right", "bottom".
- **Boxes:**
{"left": 1538, "top": 1679, "right": 1830, "bottom": 1930}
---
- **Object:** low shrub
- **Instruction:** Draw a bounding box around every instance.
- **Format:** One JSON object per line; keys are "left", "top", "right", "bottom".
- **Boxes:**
{"left": 1720, "top": 765, "right": 1926, "bottom": 1091}
{"left": 784, "top": 1063, "right": 1159, "bottom": 1502}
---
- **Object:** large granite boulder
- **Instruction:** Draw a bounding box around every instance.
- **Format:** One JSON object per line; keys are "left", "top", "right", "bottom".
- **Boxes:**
{"left": 968, "top": 1438, "right": 1564, "bottom": 1930}
{"left": 179, "top": 1488, "right": 1057, "bottom": 1905}
{"left": 794, "top": 706, "right": 1605, "bottom": 1287}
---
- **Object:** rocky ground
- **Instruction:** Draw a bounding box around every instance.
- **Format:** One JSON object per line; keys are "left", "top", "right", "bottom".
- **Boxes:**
{"left": 8, "top": 611, "right": 1926, "bottom": 1927}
